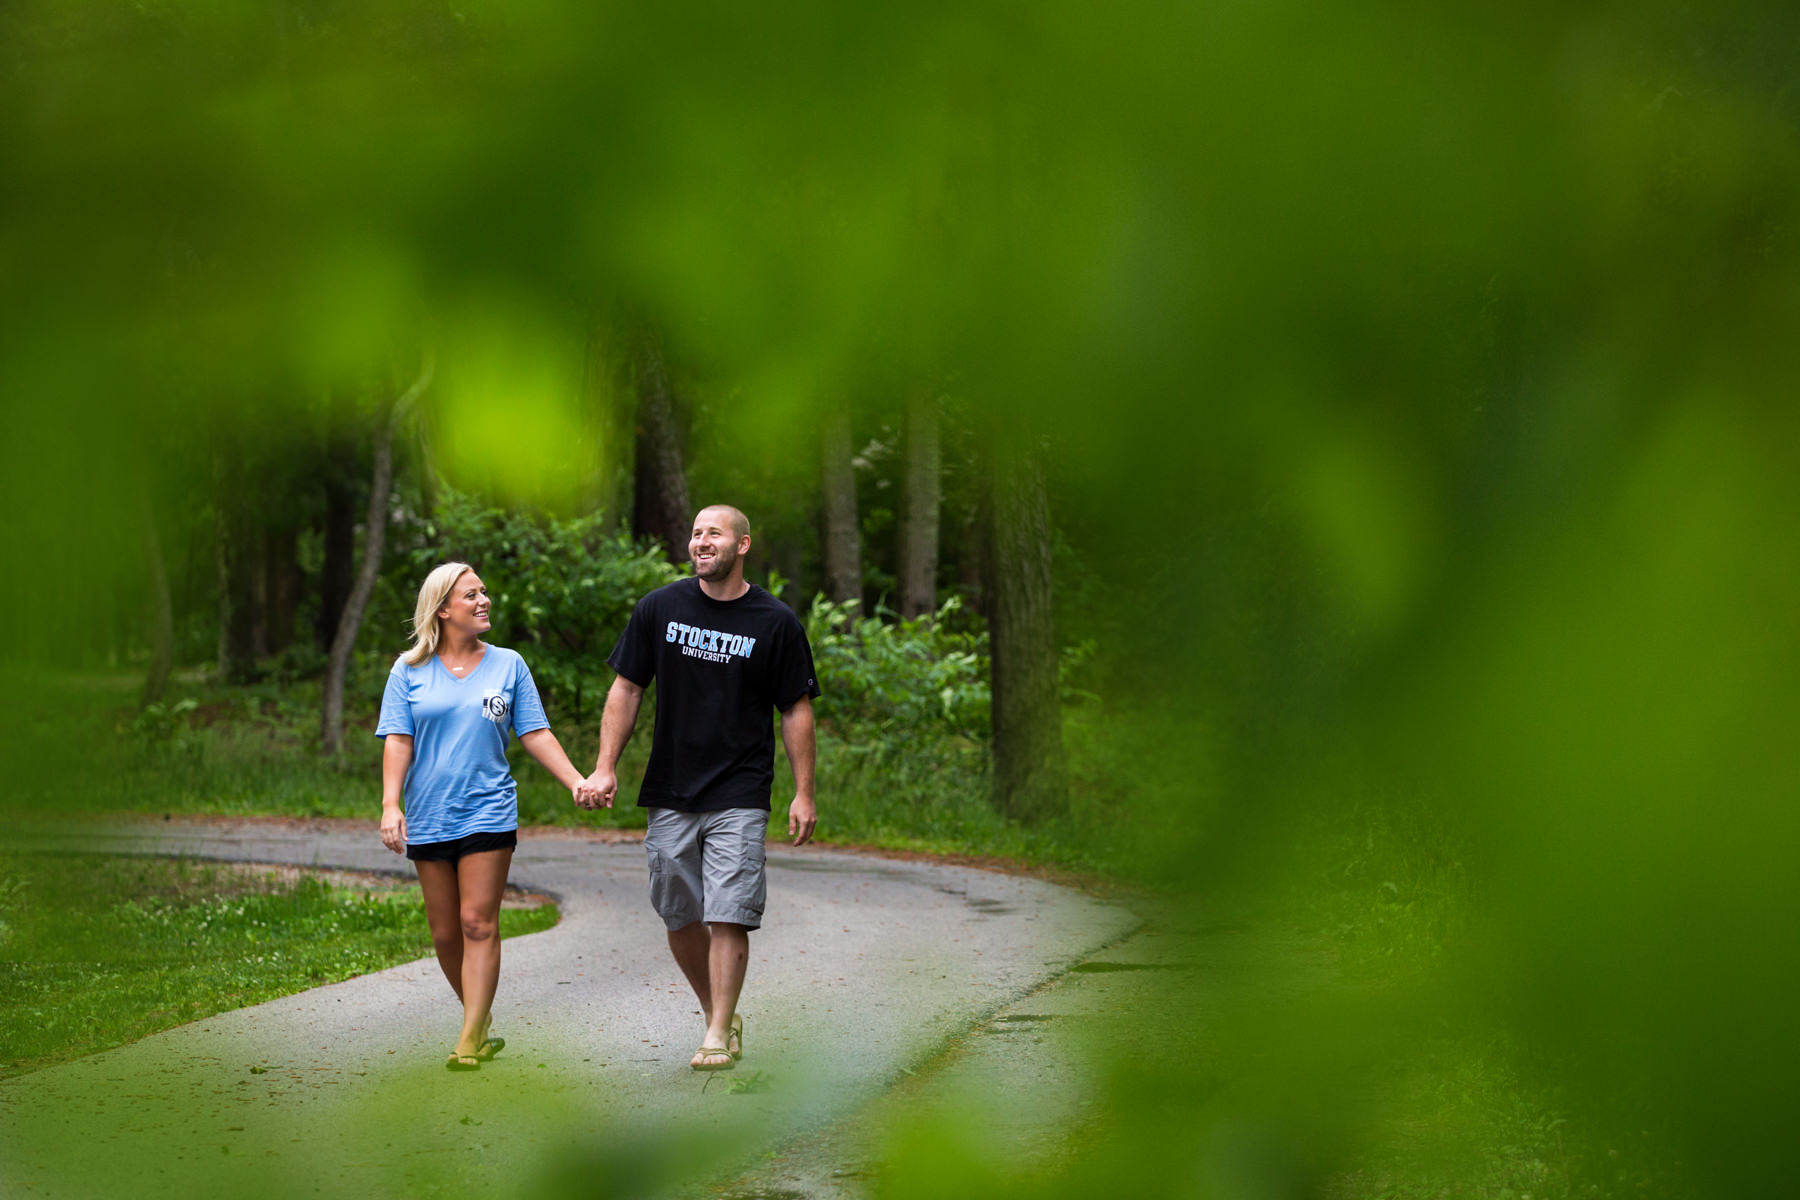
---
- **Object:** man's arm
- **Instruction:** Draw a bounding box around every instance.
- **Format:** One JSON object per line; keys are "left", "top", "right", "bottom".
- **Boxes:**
{"left": 583, "top": 674, "right": 645, "bottom": 810}
{"left": 780, "top": 694, "right": 816, "bottom": 845}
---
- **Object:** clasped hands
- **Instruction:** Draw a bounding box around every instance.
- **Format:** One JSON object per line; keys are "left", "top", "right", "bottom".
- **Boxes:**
{"left": 569, "top": 770, "right": 614, "bottom": 811}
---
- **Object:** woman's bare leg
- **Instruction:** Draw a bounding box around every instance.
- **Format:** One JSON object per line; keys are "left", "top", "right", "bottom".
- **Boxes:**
{"left": 414, "top": 859, "right": 465, "bottom": 1000}
{"left": 452, "top": 847, "right": 513, "bottom": 1057}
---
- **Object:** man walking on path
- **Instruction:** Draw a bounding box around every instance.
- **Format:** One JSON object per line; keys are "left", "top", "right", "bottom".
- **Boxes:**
{"left": 583, "top": 504, "right": 820, "bottom": 1070}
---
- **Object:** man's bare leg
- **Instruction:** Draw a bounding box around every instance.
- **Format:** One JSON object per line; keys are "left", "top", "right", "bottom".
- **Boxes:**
{"left": 697, "top": 923, "right": 749, "bottom": 1066}
{"left": 668, "top": 921, "right": 714, "bottom": 1024}
{"left": 669, "top": 920, "right": 748, "bottom": 1067}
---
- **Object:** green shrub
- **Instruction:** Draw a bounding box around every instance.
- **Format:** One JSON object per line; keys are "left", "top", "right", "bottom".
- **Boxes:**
{"left": 374, "top": 489, "right": 682, "bottom": 724}
{"left": 806, "top": 594, "right": 990, "bottom": 743}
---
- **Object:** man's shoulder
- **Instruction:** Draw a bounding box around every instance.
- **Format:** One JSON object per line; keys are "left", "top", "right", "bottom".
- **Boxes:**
{"left": 637, "top": 577, "right": 698, "bottom": 608}
{"left": 740, "top": 584, "right": 803, "bottom": 623}
{"left": 621, "top": 577, "right": 689, "bottom": 624}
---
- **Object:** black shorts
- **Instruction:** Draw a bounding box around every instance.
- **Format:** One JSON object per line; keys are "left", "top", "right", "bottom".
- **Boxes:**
{"left": 406, "top": 829, "right": 518, "bottom": 862}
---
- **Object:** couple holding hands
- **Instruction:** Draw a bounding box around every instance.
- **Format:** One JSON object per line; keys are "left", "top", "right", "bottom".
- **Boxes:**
{"left": 376, "top": 504, "right": 819, "bottom": 1072}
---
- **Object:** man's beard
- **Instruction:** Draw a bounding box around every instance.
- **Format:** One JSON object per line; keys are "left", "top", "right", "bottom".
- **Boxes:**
{"left": 695, "top": 547, "right": 738, "bottom": 580}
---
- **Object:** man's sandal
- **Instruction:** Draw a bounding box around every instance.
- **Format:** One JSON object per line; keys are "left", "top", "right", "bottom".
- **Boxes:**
{"left": 727, "top": 1013, "right": 744, "bottom": 1061}
{"left": 690, "top": 1044, "right": 735, "bottom": 1072}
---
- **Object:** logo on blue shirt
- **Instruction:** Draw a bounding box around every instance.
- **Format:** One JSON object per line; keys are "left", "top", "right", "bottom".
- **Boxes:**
{"left": 482, "top": 692, "right": 510, "bottom": 724}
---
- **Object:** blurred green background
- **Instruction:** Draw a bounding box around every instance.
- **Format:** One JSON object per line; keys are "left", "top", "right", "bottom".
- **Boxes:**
{"left": 4, "top": 0, "right": 1798, "bottom": 1196}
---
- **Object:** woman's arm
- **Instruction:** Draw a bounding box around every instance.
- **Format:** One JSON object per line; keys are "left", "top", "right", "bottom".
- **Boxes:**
{"left": 518, "top": 728, "right": 590, "bottom": 806}
{"left": 379, "top": 734, "right": 413, "bottom": 855}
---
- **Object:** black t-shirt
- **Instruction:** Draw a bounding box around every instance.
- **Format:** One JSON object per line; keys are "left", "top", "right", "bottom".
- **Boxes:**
{"left": 607, "top": 578, "right": 821, "bottom": 813}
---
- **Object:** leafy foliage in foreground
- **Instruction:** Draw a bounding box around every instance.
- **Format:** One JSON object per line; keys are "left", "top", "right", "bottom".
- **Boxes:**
{"left": 0, "top": 853, "right": 557, "bottom": 1079}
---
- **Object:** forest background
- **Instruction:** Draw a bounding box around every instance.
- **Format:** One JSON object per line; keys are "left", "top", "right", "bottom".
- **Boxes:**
{"left": 3, "top": 1, "right": 1798, "bottom": 1198}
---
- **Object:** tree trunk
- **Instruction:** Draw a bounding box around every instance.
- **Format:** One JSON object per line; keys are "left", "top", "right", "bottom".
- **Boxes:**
{"left": 415, "top": 402, "right": 440, "bottom": 520}
{"left": 316, "top": 464, "right": 355, "bottom": 652}
{"left": 141, "top": 500, "right": 174, "bottom": 708}
{"left": 956, "top": 507, "right": 987, "bottom": 617}
{"left": 631, "top": 326, "right": 692, "bottom": 563}
{"left": 249, "top": 536, "right": 270, "bottom": 659}
{"left": 897, "top": 385, "right": 941, "bottom": 619}
{"left": 819, "top": 402, "right": 862, "bottom": 612}
{"left": 264, "top": 524, "right": 301, "bottom": 656}
{"left": 321, "top": 357, "right": 433, "bottom": 755}
{"left": 983, "top": 430, "right": 1068, "bottom": 823}
{"left": 215, "top": 447, "right": 259, "bottom": 684}
{"left": 583, "top": 312, "right": 634, "bottom": 530}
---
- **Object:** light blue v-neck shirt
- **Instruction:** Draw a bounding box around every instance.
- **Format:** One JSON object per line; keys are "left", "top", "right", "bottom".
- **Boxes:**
{"left": 374, "top": 645, "right": 550, "bottom": 844}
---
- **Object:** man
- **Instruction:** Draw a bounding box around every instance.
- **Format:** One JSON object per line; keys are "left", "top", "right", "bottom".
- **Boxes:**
{"left": 583, "top": 504, "right": 819, "bottom": 1071}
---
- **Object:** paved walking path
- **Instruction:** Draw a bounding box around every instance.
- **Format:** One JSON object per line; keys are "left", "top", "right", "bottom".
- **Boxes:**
{"left": 1, "top": 819, "right": 1140, "bottom": 1198}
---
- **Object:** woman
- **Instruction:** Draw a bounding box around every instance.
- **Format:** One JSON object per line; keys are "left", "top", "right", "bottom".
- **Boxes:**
{"left": 376, "top": 561, "right": 592, "bottom": 1070}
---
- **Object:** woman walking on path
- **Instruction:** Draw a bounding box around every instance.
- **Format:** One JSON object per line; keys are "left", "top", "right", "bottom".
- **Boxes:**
{"left": 376, "top": 561, "right": 594, "bottom": 1070}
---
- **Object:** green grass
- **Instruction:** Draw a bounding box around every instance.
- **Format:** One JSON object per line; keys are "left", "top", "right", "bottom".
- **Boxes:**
{"left": 0, "top": 851, "right": 558, "bottom": 1079}
{"left": 1283, "top": 792, "right": 1474, "bottom": 982}
{"left": 1324, "top": 1028, "right": 1690, "bottom": 1200}
{"left": 1230, "top": 797, "right": 1690, "bottom": 1200}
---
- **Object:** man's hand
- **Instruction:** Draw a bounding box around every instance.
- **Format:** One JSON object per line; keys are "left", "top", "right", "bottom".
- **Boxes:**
{"left": 584, "top": 675, "right": 640, "bottom": 812}
{"left": 779, "top": 696, "right": 816, "bottom": 846}
{"left": 570, "top": 781, "right": 600, "bottom": 809}
{"left": 787, "top": 794, "right": 816, "bottom": 846}
{"left": 584, "top": 768, "right": 618, "bottom": 810}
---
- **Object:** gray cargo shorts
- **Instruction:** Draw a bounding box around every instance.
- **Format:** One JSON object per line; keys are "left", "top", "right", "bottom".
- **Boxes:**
{"left": 643, "top": 806, "right": 769, "bottom": 931}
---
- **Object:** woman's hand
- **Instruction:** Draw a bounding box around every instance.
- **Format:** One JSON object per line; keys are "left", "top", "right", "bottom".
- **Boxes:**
{"left": 380, "top": 804, "right": 407, "bottom": 855}
{"left": 380, "top": 734, "right": 414, "bottom": 856}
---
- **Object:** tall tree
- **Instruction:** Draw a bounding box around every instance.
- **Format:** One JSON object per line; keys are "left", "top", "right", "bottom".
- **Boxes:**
{"left": 897, "top": 385, "right": 941, "bottom": 619}
{"left": 262, "top": 524, "right": 301, "bottom": 656}
{"left": 631, "top": 324, "right": 692, "bottom": 563}
{"left": 214, "top": 439, "right": 260, "bottom": 684}
{"left": 582, "top": 312, "right": 635, "bottom": 530}
{"left": 983, "top": 428, "right": 1068, "bottom": 823}
{"left": 315, "top": 389, "right": 358, "bottom": 653}
{"left": 819, "top": 402, "right": 862, "bottom": 612}
{"left": 321, "top": 355, "right": 433, "bottom": 755}
{"left": 140, "top": 497, "right": 174, "bottom": 708}
{"left": 414, "top": 400, "right": 441, "bottom": 520}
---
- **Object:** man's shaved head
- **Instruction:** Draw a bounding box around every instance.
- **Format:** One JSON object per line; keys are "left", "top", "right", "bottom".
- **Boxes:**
{"left": 695, "top": 504, "right": 750, "bottom": 540}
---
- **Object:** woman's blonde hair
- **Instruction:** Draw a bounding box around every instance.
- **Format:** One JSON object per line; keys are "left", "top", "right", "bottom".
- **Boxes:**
{"left": 403, "top": 561, "right": 476, "bottom": 666}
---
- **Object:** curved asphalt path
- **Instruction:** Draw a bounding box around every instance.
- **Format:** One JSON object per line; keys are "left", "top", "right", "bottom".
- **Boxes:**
{"left": 1, "top": 820, "right": 1139, "bottom": 1198}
